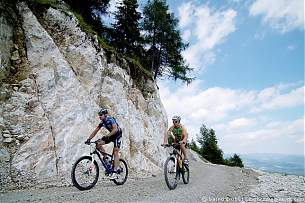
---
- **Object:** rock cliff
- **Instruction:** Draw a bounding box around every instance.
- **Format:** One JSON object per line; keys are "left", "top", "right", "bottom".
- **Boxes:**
{"left": 0, "top": 1, "right": 167, "bottom": 189}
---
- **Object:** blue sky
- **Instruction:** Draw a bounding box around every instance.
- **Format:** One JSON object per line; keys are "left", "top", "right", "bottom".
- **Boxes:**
{"left": 107, "top": 0, "right": 304, "bottom": 155}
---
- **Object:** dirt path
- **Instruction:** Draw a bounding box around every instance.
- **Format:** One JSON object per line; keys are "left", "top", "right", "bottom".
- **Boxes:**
{"left": 0, "top": 157, "right": 258, "bottom": 203}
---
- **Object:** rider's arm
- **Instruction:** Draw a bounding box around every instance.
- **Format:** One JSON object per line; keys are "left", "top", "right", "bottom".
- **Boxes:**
{"left": 164, "top": 126, "right": 174, "bottom": 144}
{"left": 106, "top": 124, "right": 118, "bottom": 137}
{"left": 181, "top": 127, "right": 187, "bottom": 144}
{"left": 88, "top": 126, "right": 101, "bottom": 140}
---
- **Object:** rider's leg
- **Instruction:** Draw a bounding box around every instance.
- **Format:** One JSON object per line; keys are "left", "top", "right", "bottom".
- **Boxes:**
{"left": 113, "top": 147, "right": 119, "bottom": 171}
{"left": 97, "top": 140, "right": 106, "bottom": 153}
{"left": 180, "top": 143, "right": 188, "bottom": 160}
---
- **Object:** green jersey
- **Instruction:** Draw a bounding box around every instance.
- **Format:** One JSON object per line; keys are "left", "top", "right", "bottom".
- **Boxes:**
{"left": 172, "top": 127, "right": 183, "bottom": 141}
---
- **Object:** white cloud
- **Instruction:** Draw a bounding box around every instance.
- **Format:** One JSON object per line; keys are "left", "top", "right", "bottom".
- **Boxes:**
{"left": 296, "top": 137, "right": 305, "bottom": 144}
{"left": 221, "top": 118, "right": 304, "bottom": 154}
{"left": 178, "top": 2, "right": 194, "bottom": 28}
{"left": 229, "top": 118, "right": 257, "bottom": 129}
{"left": 108, "top": 0, "right": 122, "bottom": 14}
{"left": 177, "top": 3, "right": 237, "bottom": 70}
{"left": 253, "top": 85, "right": 304, "bottom": 112}
{"left": 160, "top": 81, "right": 303, "bottom": 125}
{"left": 194, "top": 8, "right": 236, "bottom": 50}
{"left": 249, "top": 0, "right": 304, "bottom": 33}
{"left": 159, "top": 81, "right": 256, "bottom": 125}
{"left": 182, "top": 30, "right": 192, "bottom": 42}
{"left": 159, "top": 80, "right": 304, "bottom": 154}
{"left": 287, "top": 44, "right": 296, "bottom": 51}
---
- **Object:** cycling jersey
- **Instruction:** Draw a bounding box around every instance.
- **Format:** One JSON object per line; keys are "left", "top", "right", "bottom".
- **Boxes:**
{"left": 98, "top": 116, "right": 120, "bottom": 132}
{"left": 98, "top": 115, "right": 122, "bottom": 148}
{"left": 172, "top": 127, "right": 183, "bottom": 141}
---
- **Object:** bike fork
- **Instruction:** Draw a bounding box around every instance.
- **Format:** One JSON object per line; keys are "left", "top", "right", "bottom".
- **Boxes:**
{"left": 89, "top": 154, "right": 95, "bottom": 170}
{"left": 174, "top": 157, "right": 177, "bottom": 173}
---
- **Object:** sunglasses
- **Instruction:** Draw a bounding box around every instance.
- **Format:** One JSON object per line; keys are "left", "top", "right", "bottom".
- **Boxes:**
{"left": 173, "top": 120, "right": 179, "bottom": 123}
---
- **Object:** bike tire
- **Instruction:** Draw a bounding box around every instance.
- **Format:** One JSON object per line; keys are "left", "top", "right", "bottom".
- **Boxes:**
{"left": 71, "top": 156, "right": 99, "bottom": 190}
{"left": 182, "top": 164, "right": 190, "bottom": 184}
{"left": 164, "top": 157, "right": 179, "bottom": 190}
{"left": 113, "top": 159, "right": 128, "bottom": 185}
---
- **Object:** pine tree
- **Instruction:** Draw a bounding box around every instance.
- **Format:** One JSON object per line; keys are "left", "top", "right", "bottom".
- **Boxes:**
{"left": 198, "top": 125, "right": 224, "bottom": 164}
{"left": 228, "top": 154, "right": 244, "bottom": 167}
{"left": 197, "top": 124, "right": 244, "bottom": 167}
{"left": 112, "top": 0, "right": 142, "bottom": 56}
{"left": 142, "top": 0, "right": 193, "bottom": 83}
{"left": 64, "top": 0, "right": 110, "bottom": 37}
{"left": 189, "top": 137, "right": 200, "bottom": 153}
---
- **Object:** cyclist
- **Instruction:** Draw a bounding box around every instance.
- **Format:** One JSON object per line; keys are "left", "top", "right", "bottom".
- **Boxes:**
{"left": 163, "top": 115, "right": 189, "bottom": 165}
{"left": 85, "top": 108, "right": 122, "bottom": 179}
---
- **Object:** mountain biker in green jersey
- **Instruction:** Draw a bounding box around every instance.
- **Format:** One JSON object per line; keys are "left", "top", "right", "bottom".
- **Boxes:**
{"left": 163, "top": 115, "right": 189, "bottom": 165}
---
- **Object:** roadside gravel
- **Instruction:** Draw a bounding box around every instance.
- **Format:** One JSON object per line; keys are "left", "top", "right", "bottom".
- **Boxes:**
{"left": 0, "top": 156, "right": 259, "bottom": 203}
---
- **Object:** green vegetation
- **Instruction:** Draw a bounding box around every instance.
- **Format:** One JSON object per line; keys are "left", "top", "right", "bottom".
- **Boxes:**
{"left": 142, "top": 0, "right": 194, "bottom": 83}
{"left": 112, "top": 0, "right": 142, "bottom": 57}
{"left": 124, "top": 56, "right": 152, "bottom": 78}
{"left": 27, "top": 0, "right": 61, "bottom": 9}
{"left": 189, "top": 124, "right": 244, "bottom": 168}
{"left": 223, "top": 154, "right": 244, "bottom": 168}
{"left": 29, "top": 0, "right": 58, "bottom": 5}
{"left": 27, "top": 0, "right": 194, "bottom": 87}
{"left": 64, "top": 0, "right": 193, "bottom": 84}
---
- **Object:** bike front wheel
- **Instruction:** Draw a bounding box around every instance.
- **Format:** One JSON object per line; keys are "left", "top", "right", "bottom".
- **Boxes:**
{"left": 164, "top": 157, "right": 179, "bottom": 190}
{"left": 182, "top": 164, "right": 190, "bottom": 184}
{"left": 113, "top": 159, "right": 128, "bottom": 185}
{"left": 71, "top": 156, "right": 99, "bottom": 190}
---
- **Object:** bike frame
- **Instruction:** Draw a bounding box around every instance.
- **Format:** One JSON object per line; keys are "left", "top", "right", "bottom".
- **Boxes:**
{"left": 169, "top": 145, "right": 183, "bottom": 173}
{"left": 89, "top": 142, "right": 114, "bottom": 174}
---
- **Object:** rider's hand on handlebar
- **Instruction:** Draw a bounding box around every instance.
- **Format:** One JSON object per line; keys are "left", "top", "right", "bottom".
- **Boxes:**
{"left": 85, "top": 139, "right": 91, "bottom": 145}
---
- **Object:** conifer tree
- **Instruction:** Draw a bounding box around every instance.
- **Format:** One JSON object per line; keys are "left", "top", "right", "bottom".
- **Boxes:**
{"left": 142, "top": 0, "right": 193, "bottom": 83}
{"left": 198, "top": 125, "right": 224, "bottom": 164}
{"left": 112, "top": 0, "right": 142, "bottom": 56}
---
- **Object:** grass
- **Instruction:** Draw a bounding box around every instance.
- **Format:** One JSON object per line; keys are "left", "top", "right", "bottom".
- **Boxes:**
{"left": 29, "top": 0, "right": 59, "bottom": 7}
{"left": 124, "top": 56, "right": 152, "bottom": 78}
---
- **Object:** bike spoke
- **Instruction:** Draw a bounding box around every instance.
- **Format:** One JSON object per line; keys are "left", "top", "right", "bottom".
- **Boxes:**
{"left": 112, "top": 159, "right": 128, "bottom": 185}
{"left": 164, "top": 158, "right": 178, "bottom": 189}
{"left": 72, "top": 157, "right": 99, "bottom": 190}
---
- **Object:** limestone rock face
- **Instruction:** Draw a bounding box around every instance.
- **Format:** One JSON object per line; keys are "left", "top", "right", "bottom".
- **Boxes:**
{"left": 0, "top": 2, "right": 167, "bottom": 188}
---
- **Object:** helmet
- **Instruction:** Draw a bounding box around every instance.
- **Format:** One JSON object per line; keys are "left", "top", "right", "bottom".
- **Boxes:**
{"left": 172, "top": 115, "right": 181, "bottom": 122}
{"left": 98, "top": 108, "right": 108, "bottom": 116}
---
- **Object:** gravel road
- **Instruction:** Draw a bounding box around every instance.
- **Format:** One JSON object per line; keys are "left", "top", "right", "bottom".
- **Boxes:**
{"left": 0, "top": 157, "right": 259, "bottom": 203}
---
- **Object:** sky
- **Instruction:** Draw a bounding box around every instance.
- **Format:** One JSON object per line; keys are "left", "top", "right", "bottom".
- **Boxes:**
{"left": 106, "top": 0, "right": 304, "bottom": 155}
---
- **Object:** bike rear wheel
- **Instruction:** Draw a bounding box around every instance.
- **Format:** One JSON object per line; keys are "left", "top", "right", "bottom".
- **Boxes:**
{"left": 113, "top": 159, "right": 128, "bottom": 185}
{"left": 71, "top": 156, "right": 99, "bottom": 190}
{"left": 164, "top": 157, "right": 179, "bottom": 190}
{"left": 182, "top": 164, "right": 190, "bottom": 184}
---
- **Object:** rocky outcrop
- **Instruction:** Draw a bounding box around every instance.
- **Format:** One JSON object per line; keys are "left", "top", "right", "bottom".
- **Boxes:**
{"left": 248, "top": 170, "right": 305, "bottom": 203}
{"left": 0, "top": 1, "right": 167, "bottom": 190}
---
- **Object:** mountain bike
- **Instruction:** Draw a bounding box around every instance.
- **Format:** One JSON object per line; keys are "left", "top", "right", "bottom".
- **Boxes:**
{"left": 71, "top": 140, "right": 128, "bottom": 190}
{"left": 161, "top": 142, "right": 190, "bottom": 190}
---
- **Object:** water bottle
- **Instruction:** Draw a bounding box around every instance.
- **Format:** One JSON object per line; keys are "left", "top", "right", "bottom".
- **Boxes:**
{"left": 103, "top": 155, "right": 111, "bottom": 169}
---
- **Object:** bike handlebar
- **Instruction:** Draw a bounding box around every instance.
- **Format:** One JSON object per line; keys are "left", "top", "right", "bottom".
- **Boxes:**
{"left": 85, "top": 140, "right": 98, "bottom": 145}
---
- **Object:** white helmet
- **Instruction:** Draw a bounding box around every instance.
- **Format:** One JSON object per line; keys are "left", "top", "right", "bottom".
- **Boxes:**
{"left": 172, "top": 115, "right": 181, "bottom": 122}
